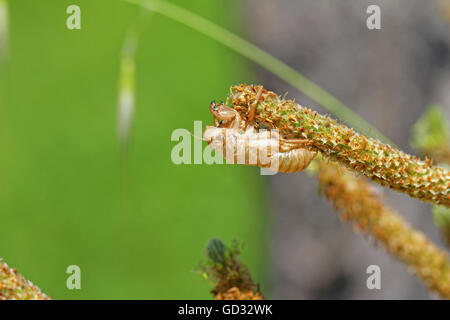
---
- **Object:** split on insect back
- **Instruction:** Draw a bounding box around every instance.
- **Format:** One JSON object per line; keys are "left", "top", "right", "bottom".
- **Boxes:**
{"left": 201, "top": 85, "right": 317, "bottom": 174}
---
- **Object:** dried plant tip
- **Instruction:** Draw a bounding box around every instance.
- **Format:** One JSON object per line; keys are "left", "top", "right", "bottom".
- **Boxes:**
{"left": 199, "top": 239, "right": 264, "bottom": 300}
{"left": 215, "top": 287, "right": 264, "bottom": 300}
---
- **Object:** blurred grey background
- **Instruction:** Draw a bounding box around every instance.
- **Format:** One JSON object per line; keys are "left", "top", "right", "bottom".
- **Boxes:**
{"left": 243, "top": 0, "right": 450, "bottom": 299}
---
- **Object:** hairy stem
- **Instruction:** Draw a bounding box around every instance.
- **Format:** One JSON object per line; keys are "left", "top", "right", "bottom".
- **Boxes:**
{"left": 318, "top": 161, "right": 450, "bottom": 299}
{"left": 230, "top": 84, "right": 450, "bottom": 207}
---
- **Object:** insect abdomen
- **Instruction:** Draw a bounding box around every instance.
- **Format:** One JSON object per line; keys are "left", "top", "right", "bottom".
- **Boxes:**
{"left": 275, "top": 148, "right": 317, "bottom": 173}
{"left": 225, "top": 136, "right": 316, "bottom": 173}
{"left": 206, "top": 127, "right": 316, "bottom": 173}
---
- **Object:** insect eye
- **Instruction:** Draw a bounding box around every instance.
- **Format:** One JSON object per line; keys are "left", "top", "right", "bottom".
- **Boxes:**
{"left": 210, "top": 100, "right": 218, "bottom": 111}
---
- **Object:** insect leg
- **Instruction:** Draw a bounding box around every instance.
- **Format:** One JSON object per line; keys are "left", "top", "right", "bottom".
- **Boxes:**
{"left": 245, "top": 85, "right": 263, "bottom": 128}
{"left": 279, "top": 138, "right": 313, "bottom": 153}
{"left": 273, "top": 148, "right": 317, "bottom": 173}
{"left": 280, "top": 138, "right": 311, "bottom": 145}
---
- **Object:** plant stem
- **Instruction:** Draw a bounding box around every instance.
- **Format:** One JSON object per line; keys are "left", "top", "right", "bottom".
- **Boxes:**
{"left": 318, "top": 161, "right": 450, "bottom": 299}
{"left": 230, "top": 84, "right": 450, "bottom": 207}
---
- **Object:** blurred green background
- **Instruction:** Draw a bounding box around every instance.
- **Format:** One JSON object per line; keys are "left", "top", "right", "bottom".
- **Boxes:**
{"left": 0, "top": 0, "right": 267, "bottom": 299}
